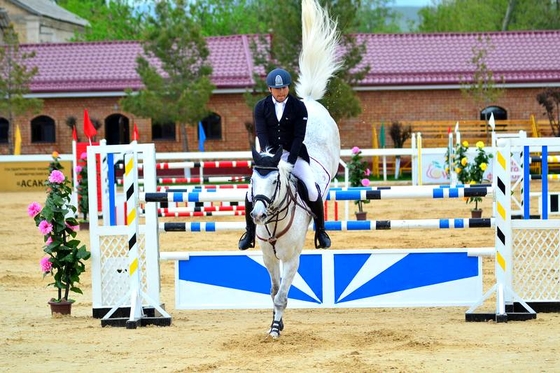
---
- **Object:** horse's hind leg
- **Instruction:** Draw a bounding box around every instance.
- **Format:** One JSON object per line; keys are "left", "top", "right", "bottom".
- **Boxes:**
{"left": 269, "top": 255, "right": 300, "bottom": 338}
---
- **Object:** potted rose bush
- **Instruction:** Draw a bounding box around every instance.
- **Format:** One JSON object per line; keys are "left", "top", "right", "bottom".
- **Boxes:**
{"left": 452, "top": 140, "right": 493, "bottom": 217}
{"left": 348, "top": 146, "right": 371, "bottom": 220}
{"left": 28, "top": 153, "right": 91, "bottom": 315}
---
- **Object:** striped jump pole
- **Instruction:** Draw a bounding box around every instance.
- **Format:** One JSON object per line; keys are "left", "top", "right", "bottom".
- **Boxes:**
{"left": 145, "top": 205, "right": 245, "bottom": 214}
{"left": 159, "top": 218, "right": 494, "bottom": 232}
{"left": 141, "top": 205, "right": 245, "bottom": 218}
{"left": 117, "top": 176, "right": 251, "bottom": 185}
{"left": 117, "top": 160, "right": 253, "bottom": 170}
{"left": 527, "top": 174, "right": 560, "bottom": 181}
{"left": 529, "top": 155, "right": 560, "bottom": 163}
{"left": 326, "top": 186, "right": 492, "bottom": 201}
{"left": 138, "top": 184, "right": 250, "bottom": 192}
{"left": 123, "top": 150, "right": 143, "bottom": 328}
{"left": 141, "top": 186, "right": 493, "bottom": 204}
{"left": 154, "top": 210, "right": 245, "bottom": 218}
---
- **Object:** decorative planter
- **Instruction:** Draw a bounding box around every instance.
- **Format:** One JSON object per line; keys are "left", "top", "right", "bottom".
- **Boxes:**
{"left": 355, "top": 211, "right": 368, "bottom": 221}
{"left": 48, "top": 299, "right": 73, "bottom": 316}
{"left": 471, "top": 209, "right": 483, "bottom": 219}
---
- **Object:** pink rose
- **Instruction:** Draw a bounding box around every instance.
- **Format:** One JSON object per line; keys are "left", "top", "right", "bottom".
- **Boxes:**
{"left": 38, "top": 220, "right": 53, "bottom": 235}
{"left": 80, "top": 152, "right": 87, "bottom": 160}
{"left": 75, "top": 165, "right": 82, "bottom": 173}
{"left": 361, "top": 178, "right": 370, "bottom": 187}
{"left": 45, "top": 236, "right": 53, "bottom": 246}
{"left": 40, "top": 257, "right": 52, "bottom": 273}
{"left": 365, "top": 168, "right": 371, "bottom": 176}
{"left": 27, "top": 202, "right": 42, "bottom": 217}
{"left": 351, "top": 146, "right": 360, "bottom": 155}
{"left": 48, "top": 170, "right": 65, "bottom": 184}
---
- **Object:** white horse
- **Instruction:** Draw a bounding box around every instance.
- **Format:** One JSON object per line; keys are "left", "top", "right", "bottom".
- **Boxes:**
{"left": 249, "top": 0, "right": 341, "bottom": 338}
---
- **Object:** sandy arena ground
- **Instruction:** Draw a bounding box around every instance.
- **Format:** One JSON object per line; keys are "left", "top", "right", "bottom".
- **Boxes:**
{"left": 1, "top": 189, "right": 559, "bottom": 373}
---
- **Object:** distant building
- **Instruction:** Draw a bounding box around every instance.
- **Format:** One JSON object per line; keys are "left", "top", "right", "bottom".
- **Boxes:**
{"left": 0, "top": 0, "right": 88, "bottom": 43}
{"left": 0, "top": 7, "right": 10, "bottom": 42}
{"left": 1, "top": 30, "right": 559, "bottom": 156}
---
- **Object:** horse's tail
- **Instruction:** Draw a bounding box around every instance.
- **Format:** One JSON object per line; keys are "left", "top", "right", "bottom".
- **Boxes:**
{"left": 295, "top": 0, "right": 342, "bottom": 101}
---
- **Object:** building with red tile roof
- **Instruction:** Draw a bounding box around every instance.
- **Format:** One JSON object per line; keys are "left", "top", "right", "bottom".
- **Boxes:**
{"left": 1, "top": 30, "right": 559, "bottom": 155}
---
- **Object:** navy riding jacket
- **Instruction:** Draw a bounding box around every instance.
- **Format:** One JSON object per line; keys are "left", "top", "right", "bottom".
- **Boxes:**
{"left": 254, "top": 94, "right": 309, "bottom": 165}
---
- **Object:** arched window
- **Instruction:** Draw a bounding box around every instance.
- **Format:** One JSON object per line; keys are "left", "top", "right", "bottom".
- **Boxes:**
{"left": 105, "top": 114, "right": 129, "bottom": 145}
{"left": 31, "top": 115, "right": 56, "bottom": 143}
{"left": 0, "top": 118, "right": 8, "bottom": 143}
{"left": 200, "top": 112, "right": 222, "bottom": 140}
{"left": 152, "top": 120, "right": 176, "bottom": 141}
{"left": 480, "top": 106, "right": 507, "bottom": 120}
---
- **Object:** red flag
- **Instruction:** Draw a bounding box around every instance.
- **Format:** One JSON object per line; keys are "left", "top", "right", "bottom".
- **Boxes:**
{"left": 133, "top": 122, "right": 139, "bottom": 141}
{"left": 72, "top": 125, "right": 78, "bottom": 141}
{"left": 84, "top": 109, "right": 97, "bottom": 142}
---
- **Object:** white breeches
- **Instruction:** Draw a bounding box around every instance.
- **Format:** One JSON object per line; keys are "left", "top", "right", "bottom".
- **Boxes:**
{"left": 281, "top": 151, "right": 318, "bottom": 202}
{"left": 247, "top": 151, "right": 318, "bottom": 203}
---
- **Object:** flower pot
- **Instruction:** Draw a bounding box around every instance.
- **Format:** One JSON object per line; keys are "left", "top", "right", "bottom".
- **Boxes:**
{"left": 355, "top": 211, "right": 368, "bottom": 221}
{"left": 48, "top": 299, "right": 73, "bottom": 316}
{"left": 471, "top": 209, "right": 483, "bottom": 219}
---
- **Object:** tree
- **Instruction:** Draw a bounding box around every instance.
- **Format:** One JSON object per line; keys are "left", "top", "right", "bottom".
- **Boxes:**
{"left": 354, "top": 0, "right": 402, "bottom": 33}
{"left": 244, "top": 0, "right": 369, "bottom": 125}
{"left": 536, "top": 88, "right": 560, "bottom": 137}
{"left": 389, "top": 121, "right": 411, "bottom": 179}
{"left": 501, "top": 0, "right": 516, "bottom": 31}
{"left": 418, "top": 0, "right": 560, "bottom": 32}
{"left": 57, "top": 0, "right": 145, "bottom": 41}
{"left": 0, "top": 24, "right": 43, "bottom": 154}
{"left": 188, "top": 0, "right": 268, "bottom": 36}
{"left": 119, "top": 0, "right": 214, "bottom": 152}
{"left": 460, "top": 35, "right": 504, "bottom": 136}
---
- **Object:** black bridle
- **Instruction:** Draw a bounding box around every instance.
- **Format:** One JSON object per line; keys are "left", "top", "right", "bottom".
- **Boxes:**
{"left": 252, "top": 166, "right": 282, "bottom": 215}
{"left": 251, "top": 165, "right": 299, "bottom": 256}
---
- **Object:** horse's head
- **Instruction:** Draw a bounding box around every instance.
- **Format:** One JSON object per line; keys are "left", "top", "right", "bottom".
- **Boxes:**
{"left": 249, "top": 146, "right": 291, "bottom": 225}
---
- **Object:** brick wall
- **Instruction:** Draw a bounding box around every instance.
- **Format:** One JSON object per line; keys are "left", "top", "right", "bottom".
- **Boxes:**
{"left": 0, "top": 86, "right": 550, "bottom": 156}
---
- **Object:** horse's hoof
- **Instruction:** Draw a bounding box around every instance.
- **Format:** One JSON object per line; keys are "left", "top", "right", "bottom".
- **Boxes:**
{"left": 268, "top": 320, "right": 282, "bottom": 337}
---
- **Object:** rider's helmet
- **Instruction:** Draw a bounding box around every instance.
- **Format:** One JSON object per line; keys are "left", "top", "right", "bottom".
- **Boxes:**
{"left": 266, "top": 68, "right": 292, "bottom": 88}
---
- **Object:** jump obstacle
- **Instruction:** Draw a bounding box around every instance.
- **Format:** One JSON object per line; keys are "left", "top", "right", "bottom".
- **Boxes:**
{"left": 87, "top": 136, "right": 560, "bottom": 327}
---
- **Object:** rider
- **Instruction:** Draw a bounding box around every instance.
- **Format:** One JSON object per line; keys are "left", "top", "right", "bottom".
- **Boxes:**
{"left": 238, "top": 68, "right": 331, "bottom": 250}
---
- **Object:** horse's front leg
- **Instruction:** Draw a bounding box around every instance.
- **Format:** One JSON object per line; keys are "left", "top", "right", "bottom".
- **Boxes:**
{"left": 262, "top": 250, "right": 282, "bottom": 336}
{"left": 269, "top": 254, "right": 300, "bottom": 338}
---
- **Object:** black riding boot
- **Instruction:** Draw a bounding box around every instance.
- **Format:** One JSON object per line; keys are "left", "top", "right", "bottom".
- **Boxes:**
{"left": 309, "top": 187, "right": 331, "bottom": 249}
{"left": 238, "top": 196, "right": 255, "bottom": 250}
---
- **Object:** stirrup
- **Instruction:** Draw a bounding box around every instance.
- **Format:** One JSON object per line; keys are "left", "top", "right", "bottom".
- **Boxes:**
{"left": 238, "top": 231, "right": 255, "bottom": 250}
{"left": 314, "top": 230, "right": 331, "bottom": 249}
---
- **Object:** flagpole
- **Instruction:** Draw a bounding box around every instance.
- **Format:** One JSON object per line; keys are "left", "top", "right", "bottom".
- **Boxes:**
{"left": 71, "top": 135, "right": 79, "bottom": 213}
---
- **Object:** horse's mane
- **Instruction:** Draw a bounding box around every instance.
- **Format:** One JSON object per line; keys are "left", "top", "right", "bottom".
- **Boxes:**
{"left": 277, "top": 160, "right": 293, "bottom": 194}
{"left": 295, "top": 0, "right": 342, "bottom": 101}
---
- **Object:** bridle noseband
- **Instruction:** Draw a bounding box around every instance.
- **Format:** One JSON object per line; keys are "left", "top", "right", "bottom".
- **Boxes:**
{"left": 252, "top": 165, "right": 282, "bottom": 215}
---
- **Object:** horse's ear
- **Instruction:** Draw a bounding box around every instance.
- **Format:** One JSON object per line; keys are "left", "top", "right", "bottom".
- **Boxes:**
{"left": 251, "top": 146, "right": 261, "bottom": 162}
{"left": 272, "top": 146, "right": 283, "bottom": 165}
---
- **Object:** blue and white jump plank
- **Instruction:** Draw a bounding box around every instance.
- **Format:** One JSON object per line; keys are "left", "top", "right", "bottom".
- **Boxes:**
{"left": 160, "top": 249, "right": 486, "bottom": 309}
{"left": 159, "top": 218, "right": 494, "bottom": 232}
